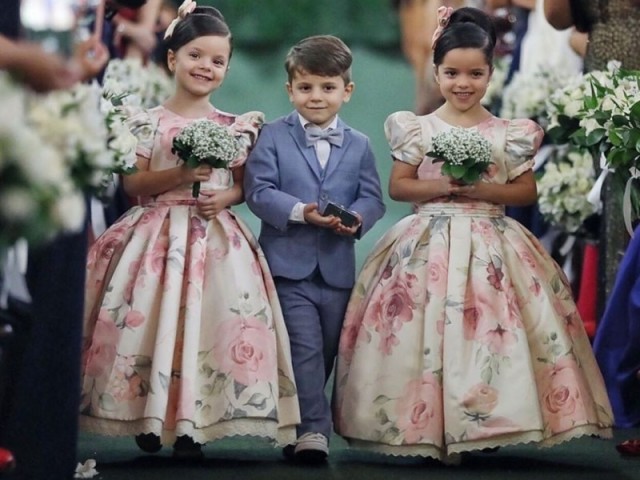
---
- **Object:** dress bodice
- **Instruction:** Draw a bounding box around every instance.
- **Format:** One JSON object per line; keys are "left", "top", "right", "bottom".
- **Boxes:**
{"left": 384, "top": 111, "right": 544, "bottom": 211}
{"left": 130, "top": 105, "right": 263, "bottom": 204}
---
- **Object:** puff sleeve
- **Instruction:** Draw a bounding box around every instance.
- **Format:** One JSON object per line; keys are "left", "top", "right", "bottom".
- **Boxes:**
{"left": 125, "top": 107, "right": 158, "bottom": 167}
{"left": 504, "top": 119, "right": 544, "bottom": 180}
{"left": 383, "top": 111, "right": 426, "bottom": 166}
{"left": 229, "top": 111, "right": 265, "bottom": 169}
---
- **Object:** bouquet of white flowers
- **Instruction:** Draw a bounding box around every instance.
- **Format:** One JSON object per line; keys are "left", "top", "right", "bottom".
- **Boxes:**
{"left": 172, "top": 119, "right": 240, "bottom": 197}
{"left": 537, "top": 145, "right": 597, "bottom": 234}
{"left": 426, "top": 127, "right": 493, "bottom": 184}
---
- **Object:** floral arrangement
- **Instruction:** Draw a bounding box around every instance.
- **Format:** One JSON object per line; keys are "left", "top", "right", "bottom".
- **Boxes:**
{"left": 172, "top": 119, "right": 240, "bottom": 197}
{"left": 426, "top": 127, "right": 493, "bottom": 184}
{"left": 537, "top": 145, "right": 598, "bottom": 234}
{"left": 482, "top": 54, "right": 510, "bottom": 112}
{"left": 102, "top": 58, "right": 174, "bottom": 109}
{"left": 501, "top": 65, "right": 577, "bottom": 127}
{"left": 27, "top": 81, "right": 114, "bottom": 193}
{"left": 546, "top": 60, "right": 640, "bottom": 233}
{"left": 100, "top": 91, "right": 139, "bottom": 176}
{"left": 0, "top": 73, "right": 85, "bottom": 251}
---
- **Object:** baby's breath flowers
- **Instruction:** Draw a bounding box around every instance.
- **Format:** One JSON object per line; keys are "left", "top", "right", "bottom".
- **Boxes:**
{"left": 172, "top": 120, "right": 240, "bottom": 197}
{"left": 427, "top": 127, "right": 493, "bottom": 184}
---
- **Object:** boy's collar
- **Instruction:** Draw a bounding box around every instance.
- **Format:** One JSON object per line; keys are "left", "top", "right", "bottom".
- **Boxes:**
{"left": 296, "top": 113, "right": 339, "bottom": 131}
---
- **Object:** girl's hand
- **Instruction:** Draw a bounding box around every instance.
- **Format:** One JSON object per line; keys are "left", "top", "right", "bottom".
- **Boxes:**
{"left": 197, "top": 190, "right": 232, "bottom": 220}
{"left": 303, "top": 203, "right": 341, "bottom": 229}
{"left": 450, "top": 181, "right": 486, "bottom": 200}
{"left": 438, "top": 177, "right": 461, "bottom": 197}
{"left": 181, "top": 164, "right": 212, "bottom": 183}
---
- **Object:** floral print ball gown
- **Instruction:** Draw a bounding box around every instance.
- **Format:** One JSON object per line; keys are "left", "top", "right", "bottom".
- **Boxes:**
{"left": 80, "top": 106, "right": 300, "bottom": 447}
{"left": 333, "top": 111, "right": 613, "bottom": 461}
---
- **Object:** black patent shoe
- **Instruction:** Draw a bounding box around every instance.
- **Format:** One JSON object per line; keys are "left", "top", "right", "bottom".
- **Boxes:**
{"left": 173, "top": 436, "right": 203, "bottom": 460}
{"left": 135, "top": 433, "right": 162, "bottom": 453}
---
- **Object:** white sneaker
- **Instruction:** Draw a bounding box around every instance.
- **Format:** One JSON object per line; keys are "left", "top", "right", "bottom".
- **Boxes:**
{"left": 294, "top": 432, "right": 329, "bottom": 464}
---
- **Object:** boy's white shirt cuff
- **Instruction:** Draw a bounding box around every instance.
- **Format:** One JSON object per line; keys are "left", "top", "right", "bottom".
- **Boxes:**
{"left": 289, "top": 202, "right": 307, "bottom": 223}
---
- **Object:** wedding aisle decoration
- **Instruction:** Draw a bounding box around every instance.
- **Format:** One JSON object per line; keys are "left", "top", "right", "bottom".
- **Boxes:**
{"left": 102, "top": 58, "right": 174, "bottom": 109}
{"left": 0, "top": 73, "right": 84, "bottom": 251}
{"left": 537, "top": 145, "right": 597, "bottom": 234}
{"left": 546, "top": 60, "right": 640, "bottom": 234}
{"left": 482, "top": 54, "right": 510, "bottom": 113}
{"left": 426, "top": 127, "right": 493, "bottom": 184}
{"left": 501, "top": 65, "right": 577, "bottom": 127}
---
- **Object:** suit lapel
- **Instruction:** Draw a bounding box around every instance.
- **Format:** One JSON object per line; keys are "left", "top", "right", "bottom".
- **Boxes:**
{"left": 286, "top": 112, "right": 322, "bottom": 180}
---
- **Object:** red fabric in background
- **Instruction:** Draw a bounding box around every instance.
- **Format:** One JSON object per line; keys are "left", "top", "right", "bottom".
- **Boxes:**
{"left": 576, "top": 242, "right": 598, "bottom": 339}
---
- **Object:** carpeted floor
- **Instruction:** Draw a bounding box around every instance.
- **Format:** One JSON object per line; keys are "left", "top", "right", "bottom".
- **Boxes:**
{"left": 78, "top": 428, "right": 640, "bottom": 480}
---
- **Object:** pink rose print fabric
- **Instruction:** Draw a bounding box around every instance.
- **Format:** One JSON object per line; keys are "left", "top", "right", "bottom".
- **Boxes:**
{"left": 80, "top": 106, "right": 299, "bottom": 446}
{"left": 333, "top": 112, "right": 613, "bottom": 462}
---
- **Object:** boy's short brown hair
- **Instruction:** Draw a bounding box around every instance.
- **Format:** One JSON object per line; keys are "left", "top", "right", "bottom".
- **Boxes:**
{"left": 284, "top": 35, "right": 352, "bottom": 84}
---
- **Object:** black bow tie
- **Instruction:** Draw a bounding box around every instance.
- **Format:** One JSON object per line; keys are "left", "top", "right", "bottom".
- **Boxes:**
{"left": 305, "top": 126, "right": 344, "bottom": 147}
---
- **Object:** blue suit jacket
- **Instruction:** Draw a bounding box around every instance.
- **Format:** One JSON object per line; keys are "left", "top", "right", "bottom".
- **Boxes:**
{"left": 244, "top": 111, "right": 385, "bottom": 289}
{"left": 593, "top": 224, "right": 640, "bottom": 427}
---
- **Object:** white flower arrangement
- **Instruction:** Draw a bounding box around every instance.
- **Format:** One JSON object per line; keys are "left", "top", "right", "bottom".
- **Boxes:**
{"left": 538, "top": 145, "right": 597, "bottom": 234}
{"left": 482, "top": 54, "right": 510, "bottom": 110}
{"left": 172, "top": 119, "right": 240, "bottom": 197}
{"left": 546, "top": 60, "right": 640, "bottom": 232}
{"left": 0, "top": 73, "right": 85, "bottom": 250}
{"left": 501, "top": 65, "right": 577, "bottom": 127}
{"left": 27, "top": 81, "right": 113, "bottom": 191}
{"left": 102, "top": 58, "right": 174, "bottom": 109}
{"left": 426, "top": 127, "right": 493, "bottom": 184}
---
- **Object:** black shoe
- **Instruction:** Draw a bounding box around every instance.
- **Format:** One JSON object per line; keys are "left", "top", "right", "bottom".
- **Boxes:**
{"left": 282, "top": 444, "right": 296, "bottom": 461}
{"left": 135, "top": 433, "right": 162, "bottom": 453}
{"left": 173, "top": 436, "right": 203, "bottom": 460}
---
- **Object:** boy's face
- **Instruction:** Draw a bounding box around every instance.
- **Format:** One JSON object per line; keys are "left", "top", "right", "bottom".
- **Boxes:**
{"left": 286, "top": 70, "right": 354, "bottom": 129}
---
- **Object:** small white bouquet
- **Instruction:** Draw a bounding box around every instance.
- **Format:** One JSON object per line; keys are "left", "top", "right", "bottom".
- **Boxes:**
{"left": 537, "top": 145, "right": 597, "bottom": 234}
{"left": 427, "top": 127, "right": 493, "bottom": 184}
{"left": 172, "top": 119, "right": 240, "bottom": 197}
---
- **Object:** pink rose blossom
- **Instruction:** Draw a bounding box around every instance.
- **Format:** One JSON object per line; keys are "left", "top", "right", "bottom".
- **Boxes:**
{"left": 124, "top": 310, "right": 146, "bottom": 328}
{"left": 395, "top": 372, "right": 442, "bottom": 444}
{"left": 214, "top": 317, "right": 276, "bottom": 386}
{"left": 462, "top": 383, "right": 499, "bottom": 416}
{"left": 84, "top": 310, "right": 121, "bottom": 377}
{"left": 538, "top": 357, "right": 589, "bottom": 433}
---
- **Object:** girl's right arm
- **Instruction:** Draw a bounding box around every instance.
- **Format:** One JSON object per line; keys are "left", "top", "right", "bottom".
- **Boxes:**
{"left": 122, "top": 159, "right": 212, "bottom": 197}
{"left": 388, "top": 159, "right": 456, "bottom": 203}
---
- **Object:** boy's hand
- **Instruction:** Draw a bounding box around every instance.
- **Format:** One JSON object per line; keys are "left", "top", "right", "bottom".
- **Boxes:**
{"left": 197, "top": 189, "right": 231, "bottom": 220}
{"left": 332, "top": 212, "right": 362, "bottom": 237}
{"left": 303, "top": 203, "right": 341, "bottom": 229}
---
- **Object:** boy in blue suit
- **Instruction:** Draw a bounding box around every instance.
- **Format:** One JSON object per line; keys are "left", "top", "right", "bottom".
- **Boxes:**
{"left": 244, "top": 35, "right": 385, "bottom": 464}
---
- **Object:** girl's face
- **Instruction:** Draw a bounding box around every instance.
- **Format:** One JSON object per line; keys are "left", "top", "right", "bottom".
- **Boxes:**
{"left": 435, "top": 47, "right": 492, "bottom": 114}
{"left": 168, "top": 35, "right": 231, "bottom": 98}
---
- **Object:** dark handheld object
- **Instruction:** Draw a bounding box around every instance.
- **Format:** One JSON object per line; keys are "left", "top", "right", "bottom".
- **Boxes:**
{"left": 323, "top": 201, "right": 358, "bottom": 228}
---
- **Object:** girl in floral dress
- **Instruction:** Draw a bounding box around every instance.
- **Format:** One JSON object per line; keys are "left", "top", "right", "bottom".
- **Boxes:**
{"left": 333, "top": 6, "right": 613, "bottom": 464}
{"left": 80, "top": 1, "right": 299, "bottom": 457}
